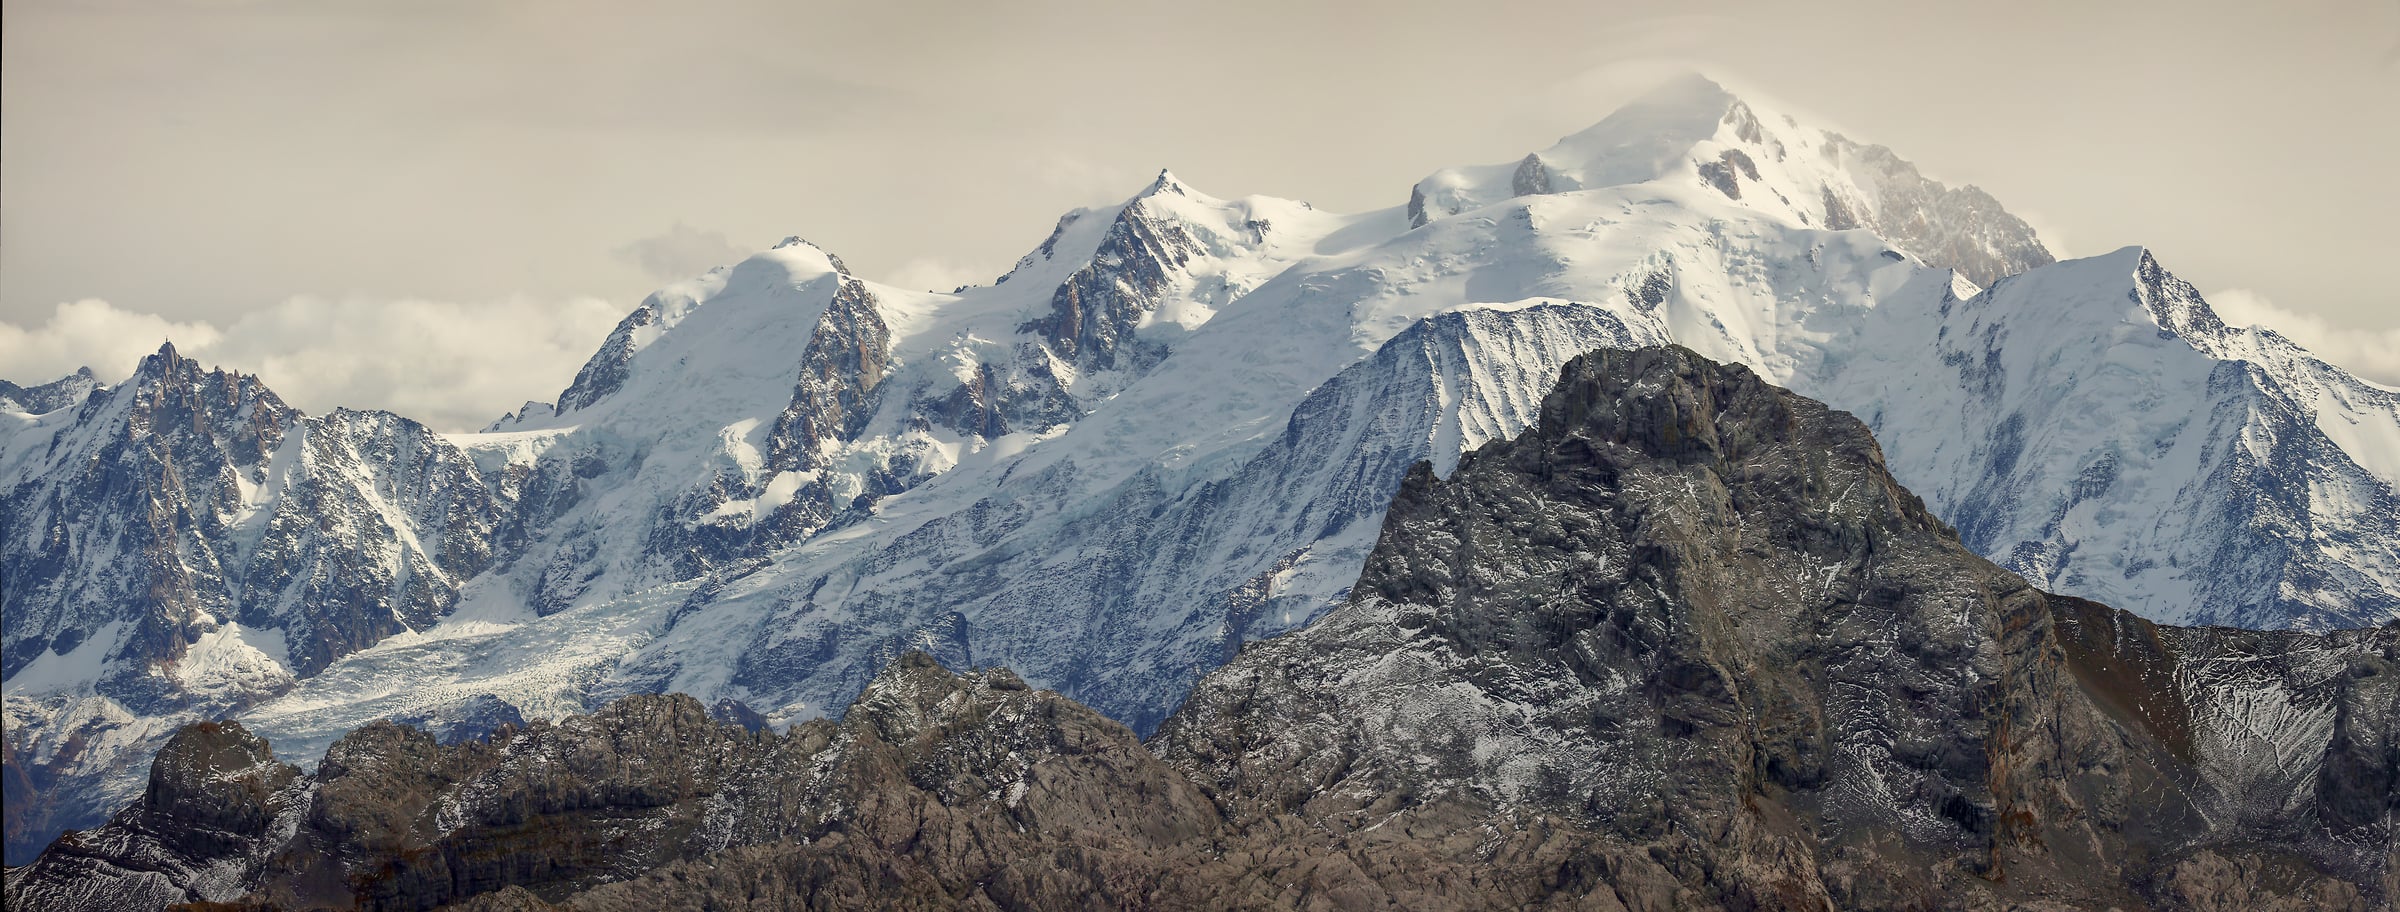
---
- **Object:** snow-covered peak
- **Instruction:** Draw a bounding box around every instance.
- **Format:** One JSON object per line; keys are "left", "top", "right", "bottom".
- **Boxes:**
{"left": 544, "top": 241, "right": 854, "bottom": 421}
{"left": 1520, "top": 71, "right": 1750, "bottom": 189}
{"left": 1977, "top": 243, "right": 2338, "bottom": 384}
{"left": 993, "top": 169, "right": 1336, "bottom": 293}
{"left": 1409, "top": 72, "right": 2053, "bottom": 287}
{"left": 0, "top": 367, "right": 104, "bottom": 417}
{"left": 1408, "top": 74, "right": 1766, "bottom": 223}
{"left": 769, "top": 236, "right": 850, "bottom": 276}
{"left": 1115, "top": 173, "right": 1341, "bottom": 288}
{"left": 116, "top": 340, "right": 296, "bottom": 430}
{"left": 1141, "top": 168, "right": 1190, "bottom": 197}
{"left": 480, "top": 400, "right": 556, "bottom": 433}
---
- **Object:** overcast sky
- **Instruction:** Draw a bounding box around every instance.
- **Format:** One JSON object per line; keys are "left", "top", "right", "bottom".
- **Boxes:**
{"left": 4, "top": 0, "right": 2395, "bottom": 428}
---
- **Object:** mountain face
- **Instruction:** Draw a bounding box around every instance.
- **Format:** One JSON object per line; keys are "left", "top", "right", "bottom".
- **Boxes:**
{"left": 8, "top": 74, "right": 2400, "bottom": 864}
{"left": 1156, "top": 346, "right": 2397, "bottom": 908}
{"left": 0, "top": 345, "right": 513, "bottom": 859}
{"left": 1797, "top": 248, "right": 2400, "bottom": 632}
{"left": 9, "top": 347, "right": 2390, "bottom": 911}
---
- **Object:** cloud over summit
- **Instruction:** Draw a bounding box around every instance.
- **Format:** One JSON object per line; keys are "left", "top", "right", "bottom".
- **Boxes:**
{"left": 613, "top": 224, "right": 749, "bottom": 283}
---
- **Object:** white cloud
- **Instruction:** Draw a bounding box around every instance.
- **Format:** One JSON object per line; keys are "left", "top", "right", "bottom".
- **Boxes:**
{"left": 0, "top": 299, "right": 223, "bottom": 386}
{"left": 2209, "top": 288, "right": 2400, "bottom": 387}
{"left": 1, "top": 296, "right": 625, "bottom": 432}
{"left": 612, "top": 224, "right": 749, "bottom": 283}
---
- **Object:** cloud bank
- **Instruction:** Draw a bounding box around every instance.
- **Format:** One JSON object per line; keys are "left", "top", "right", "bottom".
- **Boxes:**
{"left": 1, "top": 296, "right": 624, "bottom": 432}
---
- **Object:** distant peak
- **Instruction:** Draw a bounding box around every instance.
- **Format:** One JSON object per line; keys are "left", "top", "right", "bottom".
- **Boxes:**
{"left": 135, "top": 340, "right": 189, "bottom": 379}
{"left": 2095, "top": 244, "right": 2154, "bottom": 275}
{"left": 769, "top": 236, "right": 851, "bottom": 276}
{"left": 1143, "top": 169, "right": 1188, "bottom": 197}
{"left": 1115, "top": 168, "right": 1222, "bottom": 218}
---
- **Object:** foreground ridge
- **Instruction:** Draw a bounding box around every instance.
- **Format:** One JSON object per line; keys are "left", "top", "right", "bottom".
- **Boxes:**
{"left": 10, "top": 347, "right": 2391, "bottom": 911}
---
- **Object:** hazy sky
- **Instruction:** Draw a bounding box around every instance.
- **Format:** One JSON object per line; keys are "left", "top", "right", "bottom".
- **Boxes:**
{"left": 4, "top": 0, "right": 2396, "bottom": 428}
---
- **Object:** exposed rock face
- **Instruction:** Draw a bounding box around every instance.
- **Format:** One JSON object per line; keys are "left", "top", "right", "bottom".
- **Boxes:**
{"left": 1017, "top": 171, "right": 1205, "bottom": 376}
{"left": 1813, "top": 135, "right": 2052, "bottom": 288}
{"left": 247, "top": 408, "right": 513, "bottom": 676}
{"left": 3, "top": 721, "right": 303, "bottom": 912}
{"left": 6, "top": 656, "right": 1226, "bottom": 912}
{"left": 765, "top": 273, "right": 892, "bottom": 476}
{"left": 3, "top": 344, "right": 297, "bottom": 679}
{"left": 1695, "top": 148, "right": 1758, "bottom": 199}
{"left": 553, "top": 304, "right": 660, "bottom": 415}
{"left": 1155, "top": 346, "right": 2393, "bottom": 908}
{"left": 0, "top": 345, "right": 515, "bottom": 861}
{"left": 10, "top": 347, "right": 2389, "bottom": 911}
{"left": 0, "top": 349, "right": 509, "bottom": 683}
{"left": 1510, "top": 154, "right": 1554, "bottom": 197}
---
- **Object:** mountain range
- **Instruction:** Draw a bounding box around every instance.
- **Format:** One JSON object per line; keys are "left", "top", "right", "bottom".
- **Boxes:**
{"left": 5, "top": 74, "right": 2397, "bottom": 871}
{"left": 9, "top": 346, "right": 2392, "bottom": 910}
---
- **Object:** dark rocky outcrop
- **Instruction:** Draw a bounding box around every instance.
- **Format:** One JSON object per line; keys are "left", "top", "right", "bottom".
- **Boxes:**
{"left": 764, "top": 274, "right": 892, "bottom": 476}
{"left": 1157, "top": 346, "right": 2394, "bottom": 909}
{"left": 3, "top": 721, "right": 304, "bottom": 912}
{"left": 553, "top": 302, "right": 665, "bottom": 416}
{"left": 1695, "top": 148, "right": 1758, "bottom": 199}
{"left": 7, "top": 656, "right": 1229, "bottom": 912}
{"left": 1016, "top": 173, "right": 1203, "bottom": 377}
{"left": 1511, "top": 154, "right": 1554, "bottom": 197}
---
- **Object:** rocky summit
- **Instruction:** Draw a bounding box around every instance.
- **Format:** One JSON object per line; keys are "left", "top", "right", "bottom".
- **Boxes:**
{"left": 9, "top": 347, "right": 2390, "bottom": 911}
{"left": 1157, "top": 346, "right": 2397, "bottom": 909}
